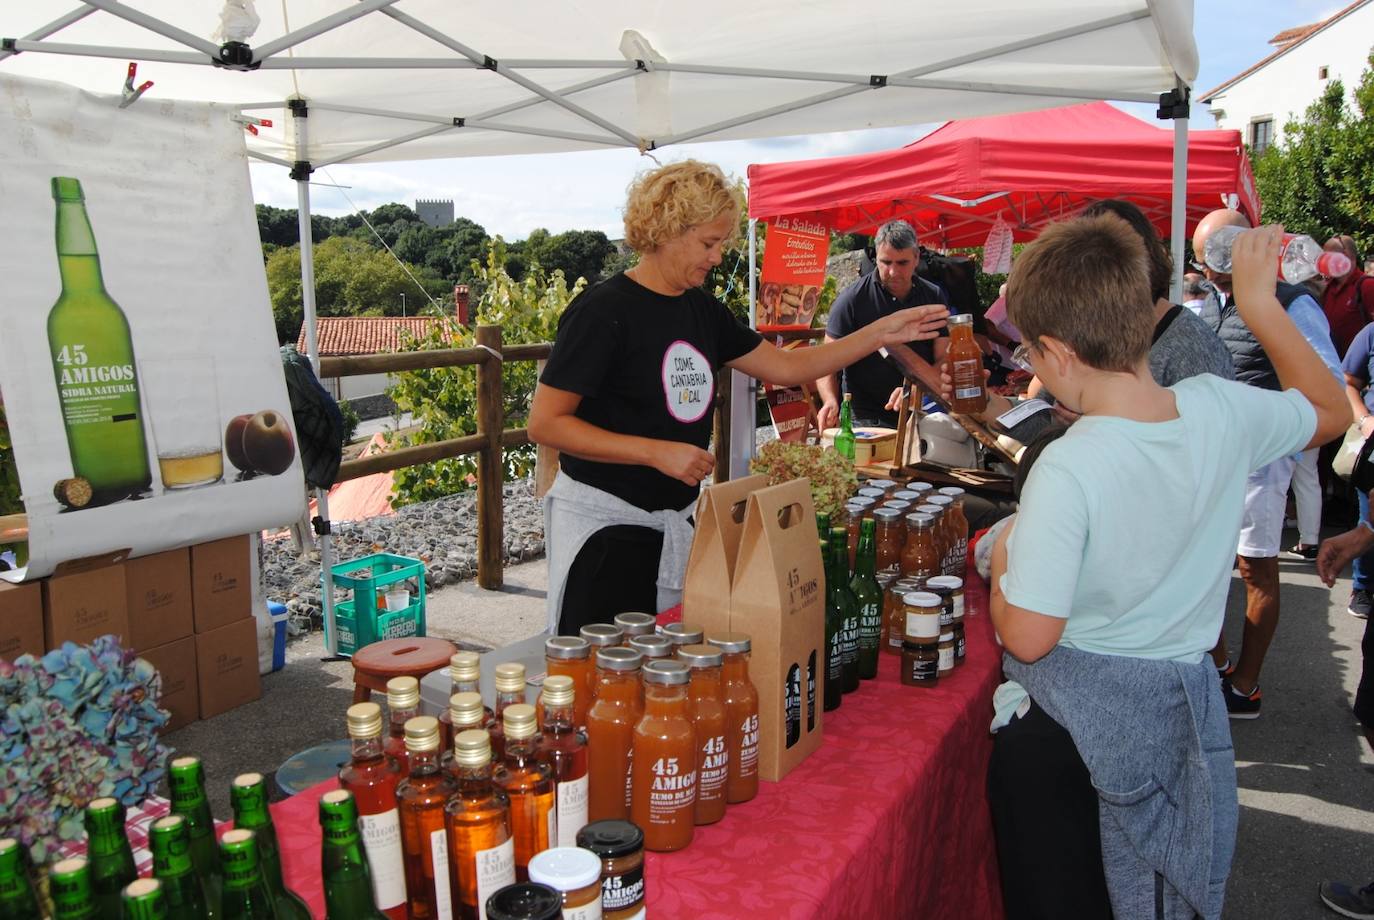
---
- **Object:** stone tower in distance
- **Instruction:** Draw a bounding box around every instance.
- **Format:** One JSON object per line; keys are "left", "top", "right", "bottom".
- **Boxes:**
{"left": 416, "top": 199, "right": 454, "bottom": 229}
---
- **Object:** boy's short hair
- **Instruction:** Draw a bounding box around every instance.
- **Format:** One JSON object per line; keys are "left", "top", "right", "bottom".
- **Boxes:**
{"left": 1007, "top": 213, "right": 1154, "bottom": 373}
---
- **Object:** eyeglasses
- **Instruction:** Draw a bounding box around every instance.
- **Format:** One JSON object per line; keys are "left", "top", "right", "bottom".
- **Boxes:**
{"left": 1189, "top": 260, "right": 1208, "bottom": 273}
{"left": 1011, "top": 343, "right": 1034, "bottom": 372}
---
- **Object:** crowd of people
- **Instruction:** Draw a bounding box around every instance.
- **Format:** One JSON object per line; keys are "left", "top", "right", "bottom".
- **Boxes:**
{"left": 526, "top": 158, "right": 1374, "bottom": 920}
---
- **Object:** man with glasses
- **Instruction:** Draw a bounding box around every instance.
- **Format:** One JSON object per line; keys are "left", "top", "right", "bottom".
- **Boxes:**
{"left": 1194, "top": 208, "right": 1344, "bottom": 719}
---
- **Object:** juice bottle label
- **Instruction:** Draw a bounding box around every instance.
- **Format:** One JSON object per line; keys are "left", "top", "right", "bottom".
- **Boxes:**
{"left": 602, "top": 864, "right": 645, "bottom": 913}
{"left": 951, "top": 359, "right": 984, "bottom": 400}
{"left": 358, "top": 808, "right": 407, "bottom": 909}
{"left": 738, "top": 713, "right": 759, "bottom": 776}
{"left": 428, "top": 828, "right": 454, "bottom": 920}
{"left": 699, "top": 735, "right": 728, "bottom": 795}
{"left": 474, "top": 837, "right": 515, "bottom": 920}
{"left": 648, "top": 757, "right": 696, "bottom": 824}
{"left": 555, "top": 774, "right": 589, "bottom": 847}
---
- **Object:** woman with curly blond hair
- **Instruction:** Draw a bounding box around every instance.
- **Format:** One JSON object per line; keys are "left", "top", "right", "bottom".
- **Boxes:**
{"left": 530, "top": 160, "right": 947, "bottom": 634}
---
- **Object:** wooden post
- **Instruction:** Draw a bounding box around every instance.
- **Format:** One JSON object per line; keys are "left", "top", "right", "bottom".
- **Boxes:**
{"left": 713, "top": 368, "right": 732, "bottom": 483}
{"left": 476, "top": 325, "right": 504, "bottom": 590}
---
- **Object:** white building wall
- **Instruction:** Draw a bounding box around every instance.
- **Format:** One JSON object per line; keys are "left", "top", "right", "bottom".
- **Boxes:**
{"left": 323, "top": 372, "right": 393, "bottom": 402}
{"left": 1204, "top": 4, "right": 1374, "bottom": 149}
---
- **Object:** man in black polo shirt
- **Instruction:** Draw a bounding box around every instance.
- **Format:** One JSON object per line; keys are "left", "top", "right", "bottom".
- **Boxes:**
{"left": 816, "top": 220, "right": 950, "bottom": 429}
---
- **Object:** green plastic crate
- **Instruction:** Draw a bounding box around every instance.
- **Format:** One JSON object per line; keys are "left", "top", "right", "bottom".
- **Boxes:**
{"left": 324, "top": 553, "right": 427, "bottom": 657}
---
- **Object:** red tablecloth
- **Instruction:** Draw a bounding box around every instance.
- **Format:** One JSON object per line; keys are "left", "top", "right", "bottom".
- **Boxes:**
{"left": 272, "top": 573, "right": 1005, "bottom": 919}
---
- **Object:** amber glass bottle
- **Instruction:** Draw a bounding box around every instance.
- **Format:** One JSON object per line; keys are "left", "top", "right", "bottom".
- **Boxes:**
{"left": 442, "top": 692, "right": 492, "bottom": 781}
{"left": 706, "top": 633, "right": 759, "bottom": 804}
{"left": 545, "top": 637, "right": 592, "bottom": 729}
{"left": 586, "top": 647, "right": 644, "bottom": 823}
{"left": 494, "top": 704, "right": 556, "bottom": 880}
{"left": 440, "top": 653, "right": 493, "bottom": 752}
{"left": 384, "top": 676, "right": 421, "bottom": 775}
{"left": 916, "top": 501, "right": 950, "bottom": 574}
{"left": 945, "top": 313, "right": 988, "bottom": 414}
{"left": 489, "top": 663, "right": 528, "bottom": 764}
{"left": 678, "top": 645, "right": 729, "bottom": 825}
{"left": 631, "top": 660, "right": 697, "bottom": 852}
{"left": 937, "top": 486, "right": 970, "bottom": 575}
{"left": 612, "top": 612, "right": 656, "bottom": 644}
{"left": 537, "top": 676, "right": 589, "bottom": 848}
{"left": 926, "top": 494, "right": 956, "bottom": 575}
{"left": 338, "top": 702, "right": 408, "bottom": 920}
{"left": 398, "top": 716, "right": 460, "bottom": 920}
{"left": 445, "top": 730, "right": 517, "bottom": 920}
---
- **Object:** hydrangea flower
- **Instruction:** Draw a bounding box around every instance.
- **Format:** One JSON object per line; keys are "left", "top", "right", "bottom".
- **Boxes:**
{"left": 0, "top": 635, "right": 168, "bottom": 863}
{"left": 750, "top": 439, "right": 860, "bottom": 519}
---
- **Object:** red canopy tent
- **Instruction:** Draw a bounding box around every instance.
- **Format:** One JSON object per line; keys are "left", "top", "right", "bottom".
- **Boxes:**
{"left": 746, "top": 102, "right": 1260, "bottom": 249}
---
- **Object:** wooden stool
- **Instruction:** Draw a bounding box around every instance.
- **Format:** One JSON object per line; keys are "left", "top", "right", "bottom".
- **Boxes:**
{"left": 351, "top": 637, "right": 457, "bottom": 704}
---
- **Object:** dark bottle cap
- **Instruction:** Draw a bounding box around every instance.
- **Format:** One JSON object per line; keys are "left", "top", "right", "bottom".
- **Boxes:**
{"left": 485, "top": 882, "right": 562, "bottom": 920}
{"left": 575, "top": 819, "right": 645, "bottom": 859}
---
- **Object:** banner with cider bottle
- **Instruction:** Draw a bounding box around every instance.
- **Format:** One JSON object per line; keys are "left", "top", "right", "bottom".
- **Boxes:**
{"left": 0, "top": 74, "right": 306, "bottom": 579}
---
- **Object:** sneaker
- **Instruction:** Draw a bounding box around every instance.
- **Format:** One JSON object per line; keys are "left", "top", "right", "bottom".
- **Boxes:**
{"left": 1283, "top": 543, "right": 1319, "bottom": 561}
{"left": 1224, "top": 680, "right": 1262, "bottom": 719}
{"left": 1318, "top": 879, "right": 1374, "bottom": 919}
{"left": 1350, "top": 590, "right": 1373, "bottom": 620}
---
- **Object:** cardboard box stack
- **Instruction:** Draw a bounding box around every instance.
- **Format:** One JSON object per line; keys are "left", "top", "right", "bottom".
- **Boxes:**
{"left": 189, "top": 536, "right": 261, "bottom": 721}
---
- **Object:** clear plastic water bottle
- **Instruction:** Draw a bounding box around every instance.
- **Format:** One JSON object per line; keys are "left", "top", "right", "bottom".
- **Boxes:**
{"left": 1203, "top": 225, "right": 1351, "bottom": 282}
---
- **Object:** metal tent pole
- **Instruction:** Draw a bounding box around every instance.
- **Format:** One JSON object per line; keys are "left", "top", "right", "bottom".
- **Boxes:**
{"left": 1159, "top": 85, "right": 1191, "bottom": 302}
{"left": 290, "top": 99, "right": 341, "bottom": 658}
{"left": 729, "top": 219, "right": 759, "bottom": 479}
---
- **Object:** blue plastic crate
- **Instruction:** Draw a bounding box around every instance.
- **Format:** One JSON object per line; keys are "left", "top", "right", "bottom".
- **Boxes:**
{"left": 324, "top": 553, "right": 427, "bottom": 657}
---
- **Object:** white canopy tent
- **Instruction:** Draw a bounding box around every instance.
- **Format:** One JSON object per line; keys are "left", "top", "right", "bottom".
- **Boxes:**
{"left": 2, "top": 0, "right": 1199, "bottom": 651}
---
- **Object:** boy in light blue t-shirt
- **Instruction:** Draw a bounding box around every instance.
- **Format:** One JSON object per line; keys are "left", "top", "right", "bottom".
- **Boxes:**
{"left": 986, "top": 216, "right": 1349, "bottom": 920}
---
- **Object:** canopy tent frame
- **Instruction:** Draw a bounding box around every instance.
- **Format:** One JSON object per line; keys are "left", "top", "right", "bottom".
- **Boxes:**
{"left": 2, "top": 0, "right": 1199, "bottom": 649}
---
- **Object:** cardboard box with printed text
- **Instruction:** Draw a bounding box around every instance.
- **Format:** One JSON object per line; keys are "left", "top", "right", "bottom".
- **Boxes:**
{"left": 0, "top": 581, "right": 45, "bottom": 661}
{"left": 194, "top": 617, "right": 261, "bottom": 719}
{"left": 42, "top": 564, "right": 130, "bottom": 650}
{"left": 191, "top": 535, "right": 251, "bottom": 634}
{"left": 126, "top": 548, "right": 193, "bottom": 651}
{"left": 138, "top": 636, "right": 199, "bottom": 732}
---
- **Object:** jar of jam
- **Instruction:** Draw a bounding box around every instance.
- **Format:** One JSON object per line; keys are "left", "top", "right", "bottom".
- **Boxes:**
{"left": 938, "top": 630, "right": 956, "bottom": 675}
{"left": 901, "top": 641, "right": 938, "bottom": 687}
{"left": 873, "top": 507, "right": 906, "bottom": 579}
{"left": 527, "top": 847, "right": 604, "bottom": 920}
{"left": 628, "top": 635, "right": 672, "bottom": 661}
{"left": 661, "top": 623, "right": 703, "bottom": 655}
{"left": 883, "top": 577, "right": 918, "bottom": 654}
{"left": 612, "top": 613, "right": 656, "bottom": 644}
{"left": 903, "top": 591, "right": 942, "bottom": 646}
{"left": 630, "top": 660, "right": 696, "bottom": 852}
{"left": 576, "top": 820, "right": 645, "bottom": 920}
{"left": 546, "top": 637, "right": 593, "bottom": 730}
{"left": 900, "top": 513, "right": 940, "bottom": 580}
{"left": 581, "top": 623, "right": 624, "bottom": 653}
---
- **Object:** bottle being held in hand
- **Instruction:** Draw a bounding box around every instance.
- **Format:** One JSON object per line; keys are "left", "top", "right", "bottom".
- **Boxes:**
{"left": 1203, "top": 225, "right": 1351, "bottom": 283}
{"left": 944, "top": 314, "right": 988, "bottom": 414}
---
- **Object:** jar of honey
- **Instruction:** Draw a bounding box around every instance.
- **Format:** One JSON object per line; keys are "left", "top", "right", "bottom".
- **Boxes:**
{"left": 612, "top": 613, "right": 656, "bottom": 644}
{"left": 576, "top": 820, "right": 645, "bottom": 920}
{"left": 526, "top": 847, "right": 604, "bottom": 920}
{"left": 586, "top": 647, "right": 644, "bottom": 823}
{"left": 546, "top": 637, "right": 593, "bottom": 730}
{"left": 630, "top": 660, "right": 697, "bottom": 852}
{"left": 903, "top": 591, "right": 942, "bottom": 646}
{"left": 883, "top": 577, "right": 919, "bottom": 655}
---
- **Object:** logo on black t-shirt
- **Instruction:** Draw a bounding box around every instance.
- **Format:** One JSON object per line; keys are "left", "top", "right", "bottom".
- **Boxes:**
{"left": 661, "top": 340, "right": 713, "bottom": 423}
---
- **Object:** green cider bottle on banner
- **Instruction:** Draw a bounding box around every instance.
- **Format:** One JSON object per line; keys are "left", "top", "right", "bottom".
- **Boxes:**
{"left": 48, "top": 857, "right": 97, "bottom": 920}
{"left": 230, "top": 774, "right": 310, "bottom": 920}
{"left": 829, "top": 527, "right": 860, "bottom": 694}
{"left": 122, "top": 878, "right": 170, "bottom": 920}
{"left": 168, "top": 757, "right": 223, "bottom": 920}
{"left": 216, "top": 831, "right": 276, "bottom": 920}
{"left": 851, "top": 517, "right": 885, "bottom": 680}
{"left": 0, "top": 838, "right": 42, "bottom": 920}
{"left": 84, "top": 796, "right": 137, "bottom": 917}
{"left": 47, "top": 177, "right": 151, "bottom": 505}
{"left": 150, "top": 814, "right": 211, "bottom": 920}
{"left": 318, "top": 790, "right": 390, "bottom": 920}
{"left": 821, "top": 540, "right": 843, "bottom": 713}
{"left": 834, "top": 393, "right": 856, "bottom": 462}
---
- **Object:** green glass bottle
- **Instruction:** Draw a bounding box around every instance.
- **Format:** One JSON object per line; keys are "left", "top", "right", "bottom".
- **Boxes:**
{"left": 49, "top": 857, "right": 97, "bottom": 920}
{"left": 47, "top": 177, "right": 151, "bottom": 505}
{"left": 217, "top": 831, "right": 276, "bottom": 920}
{"left": 150, "top": 815, "right": 211, "bottom": 920}
{"left": 319, "top": 790, "right": 389, "bottom": 920}
{"left": 815, "top": 511, "right": 830, "bottom": 542}
{"left": 0, "top": 838, "right": 41, "bottom": 920}
{"left": 168, "top": 756, "right": 223, "bottom": 920}
{"left": 821, "top": 540, "right": 843, "bottom": 713}
{"left": 829, "top": 528, "right": 861, "bottom": 694}
{"left": 851, "top": 517, "right": 885, "bottom": 680}
{"left": 84, "top": 797, "right": 137, "bottom": 917}
{"left": 230, "top": 774, "right": 310, "bottom": 920}
{"left": 834, "top": 393, "right": 856, "bottom": 462}
{"left": 123, "top": 878, "right": 170, "bottom": 920}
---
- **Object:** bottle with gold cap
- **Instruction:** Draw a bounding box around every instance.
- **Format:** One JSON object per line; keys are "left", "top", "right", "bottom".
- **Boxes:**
{"left": 442, "top": 692, "right": 494, "bottom": 781}
{"left": 440, "top": 653, "right": 494, "bottom": 753}
{"left": 0, "top": 838, "right": 40, "bottom": 920}
{"left": 586, "top": 646, "right": 644, "bottom": 824}
{"left": 493, "top": 704, "right": 555, "bottom": 880}
{"left": 444, "top": 730, "right": 516, "bottom": 920}
{"left": 535, "top": 676, "right": 588, "bottom": 847}
{"left": 398, "top": 716, "right": 460, "bottom": 920}
{"left": 488, "top": 663, "right": 528, "bottom": 763}
{"left": 678, "top": 644, "right": 729, "bottom": 825}
{"left": 385, "top": 676, "right": 422, "bottom": 774}
{"left": 149, "top": 815, "right": 211, "bottom": 920}
{"left": 338, "top": 702, "right": 408, "bottom": 920}
{"left": 48, "top": 857, "right": 96, "bottom": 920}
{"left": 121, "top": 878, "right": 169, "bottom": 920}
{"left": 319, "top": 789, "right": 390, "bottom": 920}
{"left": 84, "top": 796, "right": 139, "bottom": 918}
{"left": 216, "top": 830, "right": 275, "bottom": 920}
{"left": 231, "top": 773, "right": 311, "bottom": 920}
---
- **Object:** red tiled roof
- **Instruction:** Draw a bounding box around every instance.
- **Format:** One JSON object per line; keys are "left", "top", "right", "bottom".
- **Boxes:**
{"left": 1199, "top": 0, "right": 1372, "bottom": 102}
{"left": 296, "top": 316, "right": 454, "bottom": 357}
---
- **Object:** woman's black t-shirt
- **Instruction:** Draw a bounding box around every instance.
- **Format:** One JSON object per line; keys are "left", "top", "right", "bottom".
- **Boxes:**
{"left": 539, "top": 272, "right": 763, "bottom": 511}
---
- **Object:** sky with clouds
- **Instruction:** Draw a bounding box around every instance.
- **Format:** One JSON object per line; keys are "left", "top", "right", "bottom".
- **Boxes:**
{"left": 248, "top": 0, "right": 1354, "bottom": 241}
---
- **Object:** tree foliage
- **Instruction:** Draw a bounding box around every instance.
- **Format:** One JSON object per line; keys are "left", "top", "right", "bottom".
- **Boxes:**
{"left": 1253, "top": 49, "right": 1374, "bottom": 257}
{"left": 386, "top": 243, "right": 583, "bottom": 506}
